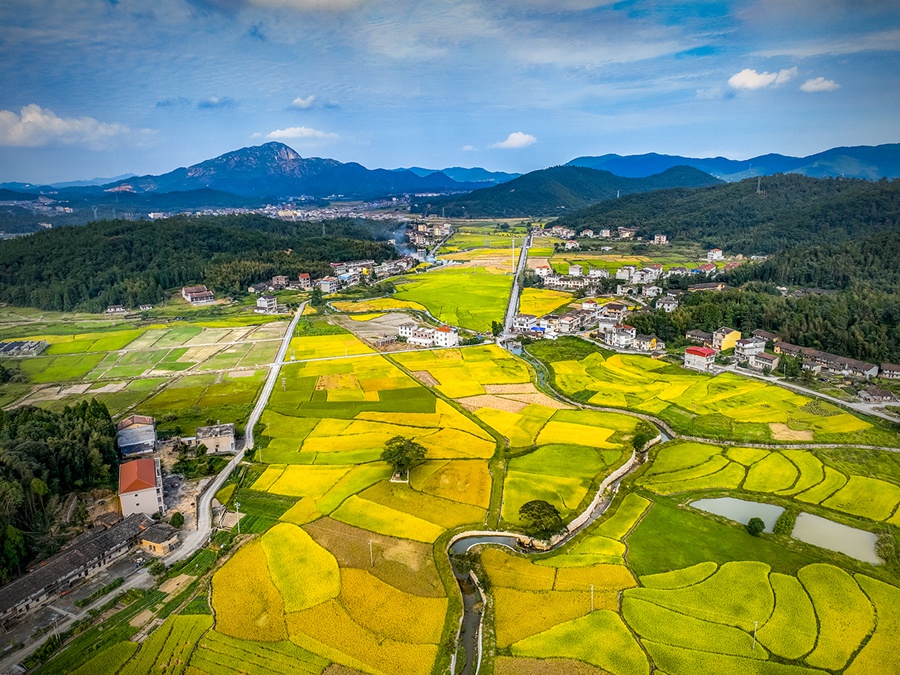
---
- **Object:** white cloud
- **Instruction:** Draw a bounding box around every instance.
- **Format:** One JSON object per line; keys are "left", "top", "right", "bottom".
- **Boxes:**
{"left": 198, "top": 96, "right": 233, "bottom": 109}
{"left": 289, "top": 95, "right": 316, "bottom": 110}
{"left": 800, "top": 77, "right": 840, "bottom": 92}
{"left": 0, "top": 104, "right": 138, "bottom": 148}
{"left": 266, "top": 126, "right": 339, "bottom": 142}
{"left": 489, "top": 132, "right": 537, "bottom": 149}
{"left": 462, "top": 144, "right": 477, "bottom": 151}
{"left": 728, "top": 67, "right": 798, "bottom": 90}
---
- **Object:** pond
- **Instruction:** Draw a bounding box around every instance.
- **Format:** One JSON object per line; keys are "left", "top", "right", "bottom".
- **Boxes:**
{"left": 691, "top": 497, "right": 785, "bottom": 533}
{"left": 690, "top": 497, "right": 883, "bottom": 565}
{"left": 792, "top": 513, "right": 883, "bottom": 565}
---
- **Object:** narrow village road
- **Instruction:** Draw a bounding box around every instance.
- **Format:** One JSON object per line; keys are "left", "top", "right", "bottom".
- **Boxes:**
{"left": 168, "top": 302, "right": 306, "bottom": 563}
{"left": 502, "top": 231, "right": 531, "bottom": 337}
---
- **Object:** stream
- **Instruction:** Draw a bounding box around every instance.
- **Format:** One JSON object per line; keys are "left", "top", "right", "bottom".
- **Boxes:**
{"left": 446, "top": 432, "right": 658, "bottom": 675}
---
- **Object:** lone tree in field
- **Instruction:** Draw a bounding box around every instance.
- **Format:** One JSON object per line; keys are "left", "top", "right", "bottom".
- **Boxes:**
{"left": 747, "top": 517, "right": 765, "bottom": 537}
{"left": 381, "top": 436, "right": 426, "bottom": 479}
{"left": 519, "top": 500, "right": 565, "bottom": 540}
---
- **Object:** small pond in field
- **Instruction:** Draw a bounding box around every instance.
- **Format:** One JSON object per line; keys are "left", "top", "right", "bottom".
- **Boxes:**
{"left": 791, "top": 513, "right": 883, "bottom": 565}
{"left": 690, "top": 497, "right": 882, "bottom": 564}
{"left": 691, "top": 497, "right": 784, "bottom": 533}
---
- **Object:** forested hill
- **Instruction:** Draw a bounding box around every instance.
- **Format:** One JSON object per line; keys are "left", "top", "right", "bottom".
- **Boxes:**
{"left": 0, "top": 215, "right": 396, "bottom": 312}
{"left": 410, "top": 165, "right": 722, "bottom": 217}
{"left": 556, "top": 174, "right": 900, "bottom": 254}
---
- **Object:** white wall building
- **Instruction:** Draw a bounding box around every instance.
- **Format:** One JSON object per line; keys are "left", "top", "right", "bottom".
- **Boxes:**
{"left": 119, "top": 458, "right": 165, "bottom": 518}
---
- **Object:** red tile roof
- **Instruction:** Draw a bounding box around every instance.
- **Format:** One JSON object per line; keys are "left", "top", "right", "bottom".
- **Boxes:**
{"left": 686, "top": 346, "right": 717, "bottom": 358}
{"left": 118, "top": 459, "right": 157, "bottom": 493}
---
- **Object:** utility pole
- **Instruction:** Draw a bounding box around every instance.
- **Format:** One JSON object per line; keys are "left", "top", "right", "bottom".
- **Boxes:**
{"left": 369, "top": 540, "right": 374, "bottom": 567}
{"left": 235, "top": 501, "right": 241, "bottom": 535}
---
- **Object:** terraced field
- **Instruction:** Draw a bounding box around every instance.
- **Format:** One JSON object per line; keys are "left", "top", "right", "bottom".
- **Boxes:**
{"left": 531, "top": 344, "right": 898, "bottom": 445}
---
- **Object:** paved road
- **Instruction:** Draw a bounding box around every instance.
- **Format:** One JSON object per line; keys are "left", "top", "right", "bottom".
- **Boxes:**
{"left": 168, "top": 302, "right": 305, "bottom": 563}
{"left": 501, "top": 232, "right": 531, "bottom": 337}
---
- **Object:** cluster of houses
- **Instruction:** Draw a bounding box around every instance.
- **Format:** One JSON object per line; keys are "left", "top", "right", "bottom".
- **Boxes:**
{"left": 397, "top": 322, "right": 460, "bottom": 348}
{"left": 409, "top": 221, "right": 451, "bottom": 250}
{"left": 684, "top": 328, "right": 776, "bottom": 372}
{"left": 247, "top": 258, "right": 419, "bottom": 300}
{"left": 770, "top": 341, "right": 893, "bottom": 380}
{"left": 105, "top": 303, "right": 154, "bottom": 314}
{"left": 542, "top": 225, "right": 673, "bottom": 244}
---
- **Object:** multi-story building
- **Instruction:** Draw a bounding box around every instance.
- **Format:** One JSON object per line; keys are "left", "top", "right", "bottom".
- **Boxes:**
{"left": 119, "top": 458, "right": 165, "bottom": 518}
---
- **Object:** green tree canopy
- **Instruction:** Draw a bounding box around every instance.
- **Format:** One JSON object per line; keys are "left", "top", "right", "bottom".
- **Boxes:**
{"left": 380, "top": 436, "right": 426, "bottom": 477}
{"left": 519, "top": 499, "right": 565, "bottom": 540}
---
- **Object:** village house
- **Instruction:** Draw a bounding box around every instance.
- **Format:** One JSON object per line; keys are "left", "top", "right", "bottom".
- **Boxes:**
{"left": 751, "top": 329, "right": 779, "bottom": 344}
{"left": 182, "top": 285, "right": 215, "bottom": 304}
{"left": 588, "top": 268, "right": 610, "bottom": 279}
{"left": 712, "top": 327, "right": 741, "bottom": 352}
{"left": 581, "top": 229, "right": 595, "bottom": 238}
{"left": 297, "top": 273, "right": 312, "bottom": 290}
{"left": 569, "top": 264, "right": 583, "bottom": 277}
{"left": 657, "top": 296, "right": 678, "bottom": 313}
{"left": 248, "top": 282, "right": 268, "bottom": 294}
{"left": 642, "top": 285, "right": 663, "bottom": 298}
{"left": 653, "top": 234, "right": 669, "bottom": 244}
{"left": 271, "top": 274, "right": 290, "bottom": 289}
{"left": 607, "top": 324, "right": 636, "bottom": 349}
{"left": 0, "top": 513, "right": 154, "bottom": 627}
{"left": 666, "top": 266, "right": 690, "bottom": 277}
{"left": 534, "top": 265, "right": 552, "bottom": 277}
{"left": 774, "top": 343, "right": 879, "bottom": 379}
{"left": 118, "top": 458, "right": 165, "bottom": 518}
{"left": 513, "top": 314, "right": 538, "bottom": 332}
{"left": 116, "top": 414, "right": 156, "bottom": 457}
{"left": 634, "top": 334, "right": 663, "bottom": 352}
{"left": 684, "top": 346, "right": 717, "bottom": 372}
{"left": 139, "top": 304, "right": 153, "bottom": 311}
{"left": 331, "top": 259, "right": 375, "bottom": 276}
{"left": 195, "top": 423, "right": 236, "bottom": 454}
{"left": 616, "top": 265, "right": 637, "bottom": 281}
{"left": 105, "top": 305, "right": 127, "bottom": 314}
{"left": 734, "top": 337, "right": 766, "bottom": 361}
{"left": 603, "top": 302, "right": 628, "bottom": 321}
{"left": 139, "top": 522, "right": 180, "bottom": 557}
{"left": 581, "top": 299, "right": 599, "bottom": 313}
{"left": 599, "top": 228, "right": 612, "bottom": 238}
{"left": 255, "top": 294, "right": 278, "bottom": 314}
{"left": 398, "top": 323, "right": 459, "bottom": 348}
{"left": 879, "top": 363, "right": 900, "bottom": 379}
{"left": 318, "top": 276, "right": 340, "bottom": 293}
{"left": 538, "top": 315, "right": 560, "bottom": 331}
{"left": 707, "top": 248, "right": 724, "bottom": 261}
{"left": 696, "top": 263, "right": 718, "bottom": 275}
{"left": 618, "top": 227, "right": 639, "bottom": 239}
{"left": 750, "top": 352, "right": 780, "bottom": 372}
{"left": 564, "top": 240, "right": 580, "bottom": 251}
{"left": 686, "top": 329, "right": 713, "bottom": 345}
{"left": 859, "top": 387, "right": 895, "bottom": 403}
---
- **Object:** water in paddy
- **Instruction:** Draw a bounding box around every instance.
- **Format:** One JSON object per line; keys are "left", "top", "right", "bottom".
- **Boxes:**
{"left": 691, "top": 497, "right": 784, "bottom": 532}
{"left": 791, "top": 513, "right": 883, "bottom": 565}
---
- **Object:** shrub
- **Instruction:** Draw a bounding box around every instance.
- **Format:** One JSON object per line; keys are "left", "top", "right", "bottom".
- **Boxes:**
{"left": 772, "top": 510, "right": 797, "bottom": 536}
{"left": 746, "top": 517, "right": 765, "bottom": 536}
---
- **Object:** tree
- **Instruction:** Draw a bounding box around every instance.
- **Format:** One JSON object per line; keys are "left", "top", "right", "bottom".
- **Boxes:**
{"left": 170, "top": 512, "right": 185, "bottom": 528}
{"left": 491, "top": 320, "right": 503, "bottom": 337}
{"left": 631, "top": 421, "right": 657, "bottom": 452}
{"left": 519, "top": 500, "right": 565, "bottom": 540}
{"left": 747, "top": 517, "right": 765, "bottom": 536}
{"left": 310, "top": 287, "right": 324, "bottom": 307}
{"left": 380, "top": 436, "right": 426, "bottom": 478}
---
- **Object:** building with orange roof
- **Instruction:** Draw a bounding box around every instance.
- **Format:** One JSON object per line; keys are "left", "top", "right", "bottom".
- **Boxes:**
{"left": 118, "top": 458, "right": 165, "bottom": 517}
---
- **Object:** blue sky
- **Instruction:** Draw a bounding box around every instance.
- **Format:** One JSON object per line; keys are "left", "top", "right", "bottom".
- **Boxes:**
{"left": 0, "top": 0, "right": 898, "bottom": 183}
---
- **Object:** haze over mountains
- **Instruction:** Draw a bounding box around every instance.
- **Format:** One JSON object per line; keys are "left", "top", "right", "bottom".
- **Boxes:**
{"left": 567, "top": 144, "right": 900, "bottom": 182}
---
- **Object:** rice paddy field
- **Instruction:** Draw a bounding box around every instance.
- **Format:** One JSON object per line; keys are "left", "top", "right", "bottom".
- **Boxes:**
{"left": 392, "top": 266, "right": 512, "bottom": 332}
{"left": 517, "top": 288, "right": 574, "bottom": 317}
{"left": 0, "top": 318, "right": 287, "bottom": 436}
{"left": 330, "top": 297, "right": 429, "bottom": 313}
{"left": 638, "top": 440, "right": 900, "bottom": 524}
{"left": 531, "top": 344, "right": 900, "bottom": 446}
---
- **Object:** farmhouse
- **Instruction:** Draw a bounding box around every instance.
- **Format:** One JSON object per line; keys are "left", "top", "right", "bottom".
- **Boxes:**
{"left": 634, "top": 334, "right": 662, "bottom": 352}
{"left": 331, "top": 260, "right": 375, "bottom": 276}
{"left": 581, "top": 229, "right": 595, "bottom": 238}
{"left": 255, "top": 294, "right": 278, "bottom": 314}
{"left": 398, "top": 322, "right": 459, "bottom": 348}
{"left": 642, "top": 285, "right": 663, "bottom": 298}
{"left": 105, "top": 305, "right": 127, "bottom": 314}
{"left": 752, "top": 329, "right": 779, "bottom": 344}
{"left": 0, "top": 340, "right": 49, "bottom": 357}
{"left": 569, "top": 264, "right": 583, "bottom": 277}
{"left": 657, "top": 296, "right": 678, "bottom": 313}
{"left": 686, "top": 329, "right": 713, "bottom": 345}
{"left": 734, "top": 337, "right": 766, "bottom": 360}
{"left": 248, "top": 282, "right": 268, "bottom": 294}
{"left": 115, "top": 414, "right": 156, "bottom": 456}
{"left": 750, "top": 352, "right": 780, "bottom": 371}
{"left": 712, "top": 327, "right": 741, "bottom": 352}
{"left": 298, "top": 273, "right": 312, "bottom": 289}
{"left": 139, "top": 523, "right": 180, "bottom": 557}
{"left": 513, "top": 314, "right": 537, "bottom": 332}
{"left": 880, "top": 363, "right": 900, "bottom": 379}
{"left": 318, "top": 277, "right": 340, "bottom": 293}
{"left": 708, "top": 248, "right": 724, "bottom": 260}
{"left": 859, "top": 387, "right": 895, "bottom": 403}
{"left": 684, "top": 346, "right": 717, "bottom": 372}
{"left": 653, "top": 234, "right": 668, "bottom": 244}
{"left": 564, "top": 240, "right": 580, "bottom": 250}
{"left": 774, "top": 343, "right": 879, "bottom": 379}
{"left": 618, "top": 227, "right": 638, "bottom": 239}
{"left": 603, "top": 302, "right": 628, "bottom": 321}
{"left": 118, "top": 458, "right": 165, "bottom": 518}
{"left": 0, "top": 513, "right": 154, "bottom": 627}
{"left": 607, "top": 324, "right": 636, "bottom": 349}
{"left": 534, "top": 265, "right": 552, "bottom": 277}
{"left": 182, "top": 285, "right": 215, "bottom": 304}
{"left": 666, "top": 266, "right": 690, "bottom": 277}
{"left": 195, "top": 423, "right": 236, "bottom": 454}
{"left": 696, "top": 263, "right": 718, "bottom": 274}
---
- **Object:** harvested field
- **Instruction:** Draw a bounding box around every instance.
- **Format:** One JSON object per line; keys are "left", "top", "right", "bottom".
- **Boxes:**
{"left": 484, "top": 383, "right": 539, "bottom": 394}
{"left": 457, "top": 394, "right": 527, "bottom": 413}
{"left": 411, "top": 370, "right": 439, "bottom": 387}
{"left": 770, "top": 423, "right": 814, "bottom": 441}
{"left": 494, "top": 657, "right": 609, "bottom": 675}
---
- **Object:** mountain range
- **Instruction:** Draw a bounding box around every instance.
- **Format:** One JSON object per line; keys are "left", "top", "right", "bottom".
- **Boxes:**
{"left": 411, "top": 165, "right": 723, "bottom": 217}
{"left": 392, "top": 166, "right": 520, "bottom": 185}
{"left": 567, "top": 143, "right": 900, "bottom": 181}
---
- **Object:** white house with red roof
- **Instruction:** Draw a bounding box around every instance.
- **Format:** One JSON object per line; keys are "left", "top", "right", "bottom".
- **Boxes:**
{"left": 684, "top": 346, "right": 717, "bottom": 372}
{"left": 119, "top": 458, "right": 165, "bottom": 518}
{"left": 707, "top": 248, "right": 724, "bottom": 261}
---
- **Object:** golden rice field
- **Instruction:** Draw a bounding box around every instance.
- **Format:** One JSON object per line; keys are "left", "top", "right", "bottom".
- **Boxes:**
{"left": 517, "top": 288, "right": 574, "bottom": 317}
{"left": 542, "top": 349, "right": 898, "bottom": 445}
{"left": 640, "top": 440, "right": 900, "bottom": 523}
{"left": 330, "top": 297, "right": 429, "bottom": 313}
